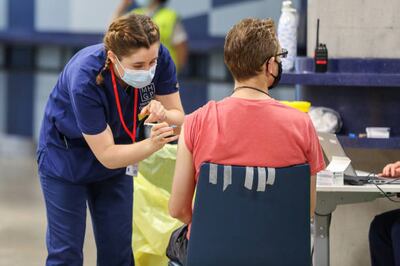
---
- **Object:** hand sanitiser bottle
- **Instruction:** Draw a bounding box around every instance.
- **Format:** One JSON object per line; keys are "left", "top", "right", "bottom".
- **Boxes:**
{"left": 278, "top": 0, "right": 297, "bottom": 71}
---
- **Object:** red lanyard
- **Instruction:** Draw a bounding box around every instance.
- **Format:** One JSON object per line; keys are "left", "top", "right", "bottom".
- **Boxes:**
{"left": 110, "top": 63, "right": 138, "bottom": 143}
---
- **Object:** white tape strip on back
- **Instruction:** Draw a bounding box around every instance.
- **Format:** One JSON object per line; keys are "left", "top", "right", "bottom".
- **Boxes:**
{"left": 267, "top": 167, "right": 276, "bottom": 186}
{"left": 209, "top": 163, "right": 218, "bottom": 185}
{"left": 223, "top": 165, "right": 232, "bottom": 191}
{"left": 244, "top": 167, "right": 254, "bottom": 190}
{"left": 257, "top": 167, "right": 267, "bottom": 192}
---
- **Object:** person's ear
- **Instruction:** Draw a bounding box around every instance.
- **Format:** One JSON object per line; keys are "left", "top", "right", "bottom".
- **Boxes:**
{"left": 107, "top": 51, "right": 117, "bottom": 65}
{"left": 266, "top": 57, "right": 276, "bottom": 75}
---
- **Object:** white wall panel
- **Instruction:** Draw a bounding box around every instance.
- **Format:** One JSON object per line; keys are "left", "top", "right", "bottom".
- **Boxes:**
{"left": 35, "top": 0, "right": 70, "bottom": 31}
{"left": 69, "top": 0, "right": 119, "bottom": 33}
{"left": 308, "top": 0, "right": 400, "bottom": 58}
{"left": 0, "top": 0, "right": 8, "bottom": 30}
{"left": 33, "top": 73, "right": 57, "bottom": 141}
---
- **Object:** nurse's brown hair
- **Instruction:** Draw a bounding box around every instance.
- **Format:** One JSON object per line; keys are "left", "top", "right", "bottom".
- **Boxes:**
{"left": 96, "top": 14, "right": 160, "bottom": 85}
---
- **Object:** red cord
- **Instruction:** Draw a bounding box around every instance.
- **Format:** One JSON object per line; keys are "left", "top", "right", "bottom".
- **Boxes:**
{"left": 110, "top": 63, "right": 137, "bottom": 142}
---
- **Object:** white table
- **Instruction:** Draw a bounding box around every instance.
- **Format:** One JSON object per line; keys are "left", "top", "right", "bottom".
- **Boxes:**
{"left": 314, "top": 184, "right": 400, "bottom": 266}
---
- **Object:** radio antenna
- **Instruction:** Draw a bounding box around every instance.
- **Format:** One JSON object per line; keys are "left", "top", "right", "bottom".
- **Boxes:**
{"left": 316, "top": 18, "right": 320, "bottom": 47}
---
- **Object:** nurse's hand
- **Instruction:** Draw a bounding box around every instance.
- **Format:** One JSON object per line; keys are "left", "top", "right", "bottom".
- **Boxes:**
{"left": 149, "top": 122, "right": 179, "bottom": 149}
{"left": 140, "top": 100, "right": 167, "bottom": 123}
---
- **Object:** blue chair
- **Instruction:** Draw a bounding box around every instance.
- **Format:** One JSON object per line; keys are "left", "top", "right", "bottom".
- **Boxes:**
{"left": 186, "top": 163, "right": 311, "bottom": 266}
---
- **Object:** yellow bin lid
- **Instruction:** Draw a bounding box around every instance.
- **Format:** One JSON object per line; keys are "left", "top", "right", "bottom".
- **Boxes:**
{"left": 280, "top": 101, "right": 311, "bottom": 113}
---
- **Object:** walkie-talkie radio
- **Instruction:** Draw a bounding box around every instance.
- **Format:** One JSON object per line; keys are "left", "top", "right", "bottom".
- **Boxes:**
{"left": 314, "top": 18, "right": 328, "bottom": 72}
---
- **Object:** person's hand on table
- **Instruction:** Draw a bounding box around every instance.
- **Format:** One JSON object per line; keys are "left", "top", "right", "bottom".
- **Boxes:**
{"left": 378, "top": 161, "right": 400, "bottom": 178}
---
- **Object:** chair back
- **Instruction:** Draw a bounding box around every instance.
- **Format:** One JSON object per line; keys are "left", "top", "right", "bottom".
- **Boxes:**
{"left": 186, "top": 163, "right": 311, "bottom": 266}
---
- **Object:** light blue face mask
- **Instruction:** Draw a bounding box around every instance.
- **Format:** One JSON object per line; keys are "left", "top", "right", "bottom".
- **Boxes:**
{"left": 115, "top": 57, "right": 156, "bottom": 88}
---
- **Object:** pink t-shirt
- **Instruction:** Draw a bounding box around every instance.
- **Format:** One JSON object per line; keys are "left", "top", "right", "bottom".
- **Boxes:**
{"left": 185, "top": 97, "right": 325, "bottom": 179}
{"left": 183, "top": 97, "right": 325, "bottom": 239}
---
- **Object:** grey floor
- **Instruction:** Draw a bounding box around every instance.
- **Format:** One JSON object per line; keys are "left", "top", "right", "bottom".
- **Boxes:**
{"left": 0, "top": 152, "right": 97, "bottom": 266}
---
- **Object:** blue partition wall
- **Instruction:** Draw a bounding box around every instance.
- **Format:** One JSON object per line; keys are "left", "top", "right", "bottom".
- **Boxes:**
{"left": 285, "top": 58, "right": 400, "bottom": 149}
{"left": 5, "top": 0, "right": 35, "bottom": 136}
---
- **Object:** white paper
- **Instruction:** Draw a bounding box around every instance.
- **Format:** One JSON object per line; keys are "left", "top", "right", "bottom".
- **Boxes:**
{"left": 326, "top": 156, "right": 351, "bottom": 172}
{"left": 318, "top": 156, "right": 350, "bottom": 186}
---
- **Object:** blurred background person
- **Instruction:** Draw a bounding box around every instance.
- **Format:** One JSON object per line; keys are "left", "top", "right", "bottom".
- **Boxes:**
{"left": 114, "top": 0, "right": 188, "bottom": 72}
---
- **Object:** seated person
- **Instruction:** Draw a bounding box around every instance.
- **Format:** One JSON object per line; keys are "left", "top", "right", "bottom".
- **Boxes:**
{"left": 369, "top": 161, "right": 400, "bottom": 266}
{"left": 166, "top": 17, "right": 325, "bottom": 265}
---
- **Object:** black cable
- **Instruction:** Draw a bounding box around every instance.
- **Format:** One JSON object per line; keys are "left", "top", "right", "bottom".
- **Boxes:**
{"left": 373, "top": 183, "right": 400, "bottom": 203}
{"left": 311, "top": 245, "right": 314, "bottom": 266}
{"left": 310, "top": 220, "right": 315, "bottom": 266}
{"left": 233, "top": 86, "right": 271, "bottom": 97}
{"left": 367, "top": 172, "right": 400, "bottom": 203}
{"left": 386, "top": 177, "right": 400, "bottom": 184}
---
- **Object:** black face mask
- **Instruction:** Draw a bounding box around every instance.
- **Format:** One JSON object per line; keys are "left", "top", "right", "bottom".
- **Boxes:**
{"left": 268, "top": 60, "right": 282, "bottom": 89}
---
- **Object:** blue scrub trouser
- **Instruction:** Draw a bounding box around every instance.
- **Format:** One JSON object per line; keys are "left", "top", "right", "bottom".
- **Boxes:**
{"left": 40, "top": 173, "right": 134, "bottom": 266}
{"left": 369, "top": 209, "right": 400, "bottom": 266}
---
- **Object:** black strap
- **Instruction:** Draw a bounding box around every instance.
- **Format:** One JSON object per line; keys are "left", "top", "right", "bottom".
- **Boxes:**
{"left": 233, "top": 86, "right": 271, "bottom": 97}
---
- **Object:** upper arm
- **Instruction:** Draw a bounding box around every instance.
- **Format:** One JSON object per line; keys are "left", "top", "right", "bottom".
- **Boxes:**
{"left": 310, "top": 174, "right": 317, "bottom": 219}
{"left": 306, "top": 119, "right": 325, "bottom": 175}
{"left": 69, "top": 69, "right": 107, "bottom": 135}
{"left": 169, "top": 124, "right": 196, "bottom": 216}
{"left": 310, "top": 174, "right": 316, "bottom": 194}
{"left": 154, "top": 45, "right": 179, "bottom": 95}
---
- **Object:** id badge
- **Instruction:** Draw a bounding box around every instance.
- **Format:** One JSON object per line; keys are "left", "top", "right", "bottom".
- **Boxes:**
{"left": 126, "top": 163, "right": 138, "bottom": 177}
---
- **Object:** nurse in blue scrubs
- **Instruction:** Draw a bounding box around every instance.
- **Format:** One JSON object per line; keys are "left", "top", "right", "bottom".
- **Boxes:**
{"left": 37, "top": 14, "right": 184, "bottom": 266}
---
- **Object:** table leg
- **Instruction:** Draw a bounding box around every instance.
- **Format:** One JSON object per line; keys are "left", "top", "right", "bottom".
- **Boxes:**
{"left": 314, "top": 191, "right": 382, "bottom": 266}
{"left": 314, "top": 213, "right": 331, "bottom": 266}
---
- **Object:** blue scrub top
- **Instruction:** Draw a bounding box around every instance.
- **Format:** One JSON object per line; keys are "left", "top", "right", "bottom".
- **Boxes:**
{"left": 37, "top": 43, "right": 179, "bottom": 183}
